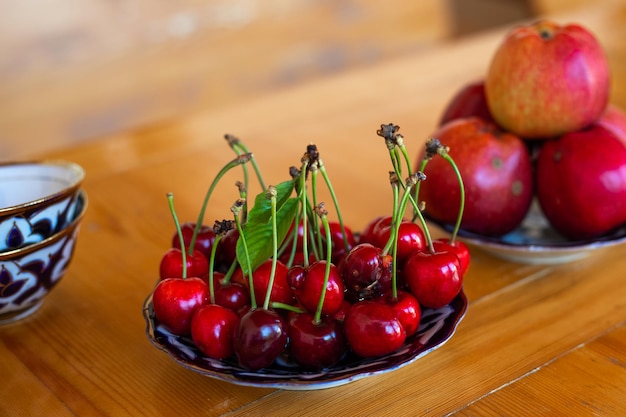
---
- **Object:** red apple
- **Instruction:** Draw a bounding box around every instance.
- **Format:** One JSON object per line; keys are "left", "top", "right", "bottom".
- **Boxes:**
{"left": 439, "top": 79, "right": 494, "bottom": 126}
{"left": 418, "top": 117, "right": 534, "bottom": 236}
{"left": 597, "top": 105, "right": 626, "bottom": 142}
{"left": 536, "top": 124, "right": 626, "bottom": 240}
{"left": 485, "top": 20, "right": 610, "bottom": 138}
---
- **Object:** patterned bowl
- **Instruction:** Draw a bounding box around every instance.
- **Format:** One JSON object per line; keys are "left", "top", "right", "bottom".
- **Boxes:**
{"left": 0, "top": 160, "right": 85, "bottom": 252}
{"left": 0, "top": 189, "right": 87, "bottom": 324}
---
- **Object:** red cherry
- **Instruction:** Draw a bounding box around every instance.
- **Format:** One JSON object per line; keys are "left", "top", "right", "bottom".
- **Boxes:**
{"left": 234, "top": 308, "right": 288, "bottom": 370}
{"left": 432, "top": 238, "right": 471, "bottom": 276}
{"left": 376, "top": 289, "right": 421, "bottom": 337}
{"left": 340, "top": 243, "right": 393, "bottom": 302}
{"left": 171, "top": 222, "right": 216, "bottom": 261}
{"left": 289, "top": 261, "right": 344, "bottom": 316}
{"left": 191, "top": 303, "right": 240, "bottom": 359}
{"left": 372, "top": 217, "right": 426, "bottom": 266}
{"left": 159, "top": 248, "right": 209, "bottom": 281}
{"left": 404, "top": 250, "right": 463, "bottom": 309}
{"left": 232, "top": 259, "right": 294, "bottom": 306}
{"left": 288, "top": 313, "right": 347, "bottom": 369}
{"left": 359, "top": 216, "right": 385, "bottom": 245}
{"left": 344, "top": 300, "right": 406, "bottom": 358}
{"left": 214, "top": 228, "right": 239, "bottom": 272}
{"left": 152, "top": 277, "right": 208, "bottom": 335}
{"left": 214, "top": 281, "right": 250, "bottom": 314}
{"left": 321, "top": 221, "right": 357, "bottom": 264}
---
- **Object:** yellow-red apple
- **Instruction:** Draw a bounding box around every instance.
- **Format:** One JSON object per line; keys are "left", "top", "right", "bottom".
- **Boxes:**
{"left": 485, "top": 20, "right": 610, "bottom": 139}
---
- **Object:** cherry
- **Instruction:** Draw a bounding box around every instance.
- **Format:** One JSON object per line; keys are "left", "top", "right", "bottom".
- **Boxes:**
{"left": 214, "top": 281, "right": 250, "bottom": 314}
{"left": 234, "top": 308, "right": 288, "bottom": 370}
{"left": 171, "top": 222, "right": 216, "bottom": 261}
{"left": 404, "top": 250, "right": 463, "bottom": 309}
{"left": 376, "top": 289, "right": 421, "bottom": 337}
{"left": 359, "top": 216, "right": 384, "bottom": 245}
{"left": 343, "top": 300, "right": 406, "bottom": 358}
{"left": 152, "top": 277, "right": 208, "bottom": 335}
{"left": 432, "top": 238, "right": 471, "bottom": 276}
{"left": 214, "top": 228, "right": 239, "bottom": 272}
{"left": 321, "top": 221, "right": 357, "bottom": 265}
{"left": 159, "top": 248, "right": 209, "bottom": 280}
{"left": 288, "top": 313, "right": 347, "bottom": 369}
{"left": 288, "top": 260, "right": 344, "bottom": 317}
{"left": 370, "top": 216, "right": 426, "bottom": 266}
{"left": 232, "top": 259, "right": 294, "bottom": 306}
{"left": 190, "top": 303, "right": 240, "bottom": 359}
{"left": 340, "top": 243, "right": 393, "bottom": 302}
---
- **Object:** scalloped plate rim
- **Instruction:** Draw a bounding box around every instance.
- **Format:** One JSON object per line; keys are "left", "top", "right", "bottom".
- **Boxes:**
{"left": 142, "top": 290, "right": 468, "bottom": 390}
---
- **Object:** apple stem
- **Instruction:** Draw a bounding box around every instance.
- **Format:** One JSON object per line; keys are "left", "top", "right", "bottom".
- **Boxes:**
{"left": 263, "top": 186, "right": 279, "bottom": 310}
{"left": 225, "top": 134, "right": 267, "bottom": 190}
{"left": 189, "top": 153, "right": 252, "bottom": 257}
{"left": 231, "top": 199, "right": 256, "bottom": 309}
{"left": 314, "top": 204, "right": 332, "bottom": 324}
{"left": 166, "top": 192, "right": 188, "bottom": 279}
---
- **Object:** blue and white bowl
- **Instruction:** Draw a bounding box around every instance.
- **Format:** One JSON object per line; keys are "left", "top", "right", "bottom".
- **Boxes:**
{"left": 0, "top": 161, "right": 84, "bottom": 252}
{"left": 0, "top": 188, "right": 87, "bottom": 324}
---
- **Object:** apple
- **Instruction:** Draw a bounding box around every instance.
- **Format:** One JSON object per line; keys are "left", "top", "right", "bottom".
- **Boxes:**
{"left": 418, "top": 117, "right": 534, "bottom": 236}
{"left": 439, "top": 79, "right": 494, "bottom": 126}
{"left": 485, "top": 20, "right": 610, "bottom": 138}
{"left": 536, "top": 124, "right": 626, "bottom": 240}
{"left": 597, "top": 105, "right": 626, "bottom": 142}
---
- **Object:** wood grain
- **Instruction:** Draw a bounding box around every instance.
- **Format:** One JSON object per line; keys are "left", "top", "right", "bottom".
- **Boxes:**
{"left": 1, "top": 1, "right": 626, "bottom": 416}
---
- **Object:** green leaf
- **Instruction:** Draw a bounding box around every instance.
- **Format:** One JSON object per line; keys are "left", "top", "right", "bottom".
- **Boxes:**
{"left": 246, "top": 179, "right": 294, "bottom": 225}
{"left": 236, "top": 195, "right": 299, "bottom": 277}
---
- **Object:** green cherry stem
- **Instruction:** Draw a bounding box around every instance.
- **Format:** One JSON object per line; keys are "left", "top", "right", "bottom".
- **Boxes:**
{"left": 263, "top": 186, "right": 279, "bottom": 310}
{"left": 381, "top": 172, "right": 401, "bottom": 256}
{"left": 189, "top": 153, "right": 252, "bottom": 256}
{"left": 317, "top": 158, "right": 350, "bottom": 253}
{"left": 409, "top": 172, "right": 436, "bottom": 253}
{"left": 314, "top": 204, "right": 332, "bottom": 324}
{"left": 224, "top": 134, "right": 267, "bottom": 190}
{"left": 232, "top": 199, "right": 256, "bottom": 309}
{"left": 438, "top": 148, "right": 465, "bottom": 244}
{"left": 167, "top": 192, "right": 187, "bottom": 279}
{"left": 207, "top": 233, "right": 222, "bottom": 304}
{"left": 309, "top": 164, "right": 324, "bottom": 258}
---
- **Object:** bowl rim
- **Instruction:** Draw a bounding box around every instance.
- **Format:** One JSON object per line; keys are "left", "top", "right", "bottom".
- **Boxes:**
{"left": 0, "top": 188, "right": 88, "bottom": 260}
{"left": 0, "top": 160, "right": 85, "bottom": 216}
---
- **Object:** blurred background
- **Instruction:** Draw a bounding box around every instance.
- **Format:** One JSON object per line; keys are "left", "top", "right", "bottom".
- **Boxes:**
{"left": 0, "top": 0, "right": 599, "bottom": 159}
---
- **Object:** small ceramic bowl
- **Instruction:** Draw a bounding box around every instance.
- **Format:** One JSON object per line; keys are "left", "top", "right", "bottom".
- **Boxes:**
{"left": 0, "top": 160, "right": 85, "bottom": 252}
{"left": 0, "top": 188, "right": 87, "bottom": 324}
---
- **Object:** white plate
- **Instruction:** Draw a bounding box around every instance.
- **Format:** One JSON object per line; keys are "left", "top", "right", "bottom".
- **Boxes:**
{"left": 428, "top": 201, "right": 626, "bottom": 265}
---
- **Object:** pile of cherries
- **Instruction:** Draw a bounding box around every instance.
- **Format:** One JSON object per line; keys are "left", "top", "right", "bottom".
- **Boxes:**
{"left": 151, "top": 124, "right": 469, "bottom": 371}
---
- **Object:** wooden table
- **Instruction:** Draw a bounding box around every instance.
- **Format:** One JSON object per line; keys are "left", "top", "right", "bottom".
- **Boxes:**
{"left": 2, "top": 2, "right": 626, "bottom": 416}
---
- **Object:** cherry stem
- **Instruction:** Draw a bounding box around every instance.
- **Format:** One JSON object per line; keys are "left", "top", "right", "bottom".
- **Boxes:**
{"left": 207, "top": 233, "right": 222, "bottom": 304}
{"left": 411, "top": 158, "right": 429, "bottom": 223}
{"left": 166, "top": 192, "right": 188, "bottom": 279}
{"left": 262, "top": 186, "right": 279, "bottom": 310}
{"left": 410, "top": 173, "right": 435, "bottom": 253}
{"left": 382, "top": 172, "right": 400, "bottom": 256}
{"left": 225, "top": 134, "right": 267, "bottom": 190}
{"left": 270, "top": 302, "right": 305, "bottom": 314}
{"left": 314, "top": 204, "right": 332, "bottom": 324}
{"left": 298, "top": 160, "right": 310, "bottom": 268}
{"left": 383, "top": 175, "right": 401, "bottom": 300}
{"left": 440, "top": 151, "right": 465, "bottom": 244}
{"left": 310, "top": 165, "right": 324, "bottom": 258}
{"left": 232, "top": 199, "right": 256, "bottom": 309}
{"left": 318, "top": 159, "right": 350, "bottom": 253}
{"left": 189, "top": 153, "right": 251, "bottom": 256}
